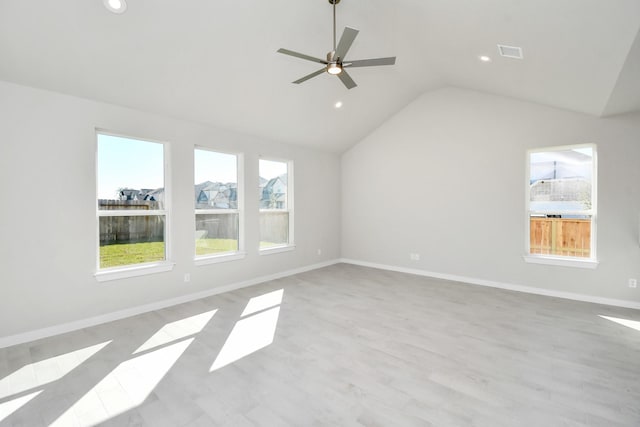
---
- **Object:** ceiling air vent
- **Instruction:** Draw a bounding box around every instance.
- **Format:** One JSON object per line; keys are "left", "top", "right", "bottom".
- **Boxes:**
{"left": 497, "top": 44, "right": 523, "bottom": 59}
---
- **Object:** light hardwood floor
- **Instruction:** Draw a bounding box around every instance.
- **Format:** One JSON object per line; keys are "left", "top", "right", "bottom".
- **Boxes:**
{"left": 1, "top": 264, "right": 640, "bottom": 426}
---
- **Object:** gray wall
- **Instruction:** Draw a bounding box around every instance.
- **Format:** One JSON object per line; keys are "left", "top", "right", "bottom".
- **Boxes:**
{"left": 0, "top": 81, "right": 341, "bottom": 338}
{"left": 342, "top": 87, "right": 640, "bottom": 302}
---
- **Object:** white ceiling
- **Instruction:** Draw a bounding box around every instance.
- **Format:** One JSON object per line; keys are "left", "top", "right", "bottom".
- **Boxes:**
{"left": 1, "top": 0, "right": 639, "bottom": 152}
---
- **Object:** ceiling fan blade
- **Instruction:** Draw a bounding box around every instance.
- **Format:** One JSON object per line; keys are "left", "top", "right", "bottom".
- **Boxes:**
{"left": 335, "top": 27, "right": 359, "bottom": 60}
{"left": 337, "top": 70, "right": 357, "bottom": 89}
{"left": 277, "top": 48, "right": 327, "bottom": 65}
{"left": 293, "top": 68, "right": 326, "bottom": 84}
{"left": 345, "top": 57, "right": 396, "bottom": 68}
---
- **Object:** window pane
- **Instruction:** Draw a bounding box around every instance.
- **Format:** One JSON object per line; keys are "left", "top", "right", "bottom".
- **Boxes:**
{"left": 529, "top": 215, "right": 591, "bottom": 258}
{"left": 260, "top": 211, "right": 289, "bottom": 248}
{"left": 259, "top": 159, "right": 287, "bottom": 210}
{"left": 99, "top": 215, "right": 166, "bottom": 268}
{"left": 195, "top": 213, "right": 239, "bottom": 256}
{"left": 529, "top": 147, "right": 593, "bottom": 212}
{"left": 195, "top": 149, "right": 237, "bottom": 210}
{"left": 97, "top": 134, "right": 165, "bottom": 210}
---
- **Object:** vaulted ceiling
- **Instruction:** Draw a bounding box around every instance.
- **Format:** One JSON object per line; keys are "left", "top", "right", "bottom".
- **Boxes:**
{"left": 1, "top": 0, "right": 639, "bottom": 152}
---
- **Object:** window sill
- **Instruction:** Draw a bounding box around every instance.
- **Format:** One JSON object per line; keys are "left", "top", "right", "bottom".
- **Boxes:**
{"left": 195, "top": 252, "right": 246, "bottom": 266}
{"left": 95, "top": 261, "right": 175, "bottom": 282}
{"left": 259, "top": 244, "right": 296, "bottom": 256}
{"left": 523, "top": 255, "right": 599, "bottom": 269}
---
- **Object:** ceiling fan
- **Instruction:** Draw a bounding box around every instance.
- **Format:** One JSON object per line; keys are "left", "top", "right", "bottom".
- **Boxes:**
{"left": 277, "top": 0, "right": 396, "bottom": 89}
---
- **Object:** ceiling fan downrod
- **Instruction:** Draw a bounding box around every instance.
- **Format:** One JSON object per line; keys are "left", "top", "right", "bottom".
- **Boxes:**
{"left": 330, "top": 0, "right": 341, "bottom": 52}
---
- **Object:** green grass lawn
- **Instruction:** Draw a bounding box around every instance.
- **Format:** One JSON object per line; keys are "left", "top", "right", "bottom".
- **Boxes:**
{"left": 100, "top": 241, "right": 165, "bottom": 268}
{"left": 100, "top": 238, "right": 284, "bottom": 268}
{"left": 196, "top": 238, "right": 238, "bottom": 256}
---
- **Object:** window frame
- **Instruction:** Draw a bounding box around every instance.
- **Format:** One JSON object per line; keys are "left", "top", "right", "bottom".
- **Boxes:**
{"left": 193, "top": 146, "right": 245, "bottom": 265}
{"left": 259, "top": 157, "right": 295, "bottom": 254}
{"left": 524, "top": 143, "right": 598, "bottom": 269}
{"left": 94, "top": 130, "right": 174, "bottom": 282}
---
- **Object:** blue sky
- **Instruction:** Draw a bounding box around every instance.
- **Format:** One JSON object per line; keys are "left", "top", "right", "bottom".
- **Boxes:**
{"left": 195, "top": 148, "right": 237, "bottom": 184}
{"left": 530, "top": 147, "right": 593, "bottom": 182}
{"left": 98, "top": 134, "right": 288, "bottom": 199}
{"left": 97, "top": 134, "right": 164, "bottom": 199}
{"left": 259, "top": 159, "right": 287, "bottom": 181}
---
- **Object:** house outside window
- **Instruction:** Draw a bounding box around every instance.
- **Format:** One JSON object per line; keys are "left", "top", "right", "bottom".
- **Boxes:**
{"left": 259, "top": 159, "right": 293, "bottom": 251}
{"left": 194, "top": 148, "right": 243, "bottom": 261}
{"left": 525, "top": 144, "right": 597, "bottom": 268}
{"left": 96, "top": 132, "right": 170, "bottom": 274}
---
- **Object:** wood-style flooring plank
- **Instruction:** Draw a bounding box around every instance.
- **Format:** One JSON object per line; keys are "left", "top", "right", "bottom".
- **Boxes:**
{"left": 1, "top": 264, "right": 639, "bottom": 426}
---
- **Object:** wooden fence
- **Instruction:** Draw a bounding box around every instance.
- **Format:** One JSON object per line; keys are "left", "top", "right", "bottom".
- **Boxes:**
{"left": 530, "top": 217, "right": 591, "bottom": 257}
{"left": 100, "top": 216, "right": 165, "bottom": 245}
{"left": 260, "top": 211, "right": 289, "bottom": 245}
{"left": 195, "top": 213, "right": 238, "bottom": 240}
{"left": 99, "top": 200, "right": 164, "bottom": 245}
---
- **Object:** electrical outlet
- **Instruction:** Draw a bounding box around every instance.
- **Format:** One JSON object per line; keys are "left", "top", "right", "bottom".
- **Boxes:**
{"left": 410, "top": 253, "right": 420, "bottom": 261}
{"left": 184, "top": 273, "right": 191, "bottom": 283}
{"left": 629, "top": 278, "right": 637, "bottom": 288}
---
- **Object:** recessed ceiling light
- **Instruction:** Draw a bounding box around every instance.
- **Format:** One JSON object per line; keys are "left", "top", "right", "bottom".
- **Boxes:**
{"left": 334, "top": 101, "right": 343, "bottom": 109}
{"left": 104, "top": 0, "right": 127, "bottom": 14}
{"left": 479, "top": 55, "right": 492, "bottom": 63}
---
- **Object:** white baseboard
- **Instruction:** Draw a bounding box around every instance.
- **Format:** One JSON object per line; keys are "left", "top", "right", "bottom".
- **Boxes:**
{"left": 0, "top": 259, "right": 340, "bottom": 349}
{"left": 4, "top": 258, "right": 637, "bottom": 349}
{"left": 339, "top": 258, "right": 640, "bottom": 310}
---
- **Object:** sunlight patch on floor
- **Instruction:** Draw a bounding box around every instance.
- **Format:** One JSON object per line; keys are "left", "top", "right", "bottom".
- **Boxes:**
{"left": 211, "top": 307, "right": 281, "bottom": 371}
{"left": 0, "top": 341, "right": 111, "bottom": 400}
{"left": 241, "top": 289, "right": 283, "bottom": 317}
{"left": 134, "top": 309, "right": 217, "bottom": 354}
{"left": 599, "top": 315, "right": 640, "bottom": 332}
{"left": 0, "top": 390, "right": 43, "bottom": 422}
{"left": 50, "top": 338, "right": 193, "bottom": 426}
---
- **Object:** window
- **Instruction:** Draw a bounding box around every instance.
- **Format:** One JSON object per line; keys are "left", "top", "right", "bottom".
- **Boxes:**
{"left": 525, "top": 144, "right": 597, "bottom": 267}
{"left": 96, "top": 133, "right": 170, "bottom": 274}
{"left": 259, "top": 159, "right": 293, "bottom": 251}
{"left": 194, "top": 148, "right": 242, "bottom": 261}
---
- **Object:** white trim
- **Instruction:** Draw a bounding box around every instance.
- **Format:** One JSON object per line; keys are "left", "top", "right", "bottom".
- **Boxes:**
{"left": 96, "top": 131, "right": 172, "bottom": 271}
{"left": 163, "top": 140, "right": 173, "bottom": 264}
{"left": 97, "top": 210, "right": 167, "bottom": 217}
{"left": 195, "top": 251, "right": 246, "bottom": 266}
{"left": 259, "top": 158, "right": 294, "bottom": 247}
{"left": 95, "top": 261, "right": 175, "bottom": 282}
{"left": 195, "top": 209, "right": 240, "bottom": 214}
{"left": 1, "top": 259, "right": 341, "bottom": 349}
{"left": 339, "top": 258, "right": 640, "bottom": 310}
{"left": 259, "top": 244, "right": 296, "bottom": 255}
{"left": 237, "top": 153, "right": 245, "bottom": 253}
{"left": 529, "top": 210, "right": 593, "bottom": 216}
{"left": 194, "top": 147, "right": 244, "bottom": 255}
{"left": 525, "top": 143, "right": 597, "bottom": 261}
{"left": 288, "top": 160, "right": 294, "bottom": 246}
{"left": 523, "top": 255, "right": 598, "bottom": 269}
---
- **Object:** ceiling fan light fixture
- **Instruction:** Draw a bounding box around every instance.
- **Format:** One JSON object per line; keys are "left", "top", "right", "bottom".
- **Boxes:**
{"left": 327, "top": 62, "right": 343, "bottom": 75}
